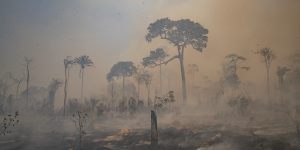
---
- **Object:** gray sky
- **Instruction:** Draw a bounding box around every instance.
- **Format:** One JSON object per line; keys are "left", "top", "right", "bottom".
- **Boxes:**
{"left": 0, "top": 0, "right": 299, "bottom": 106}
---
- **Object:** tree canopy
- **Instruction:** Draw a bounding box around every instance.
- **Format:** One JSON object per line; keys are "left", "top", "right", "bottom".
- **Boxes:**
{"left": 142, "top": 48, "right": 168, "bottom": 68}
{"left": 146, "top": 18, "right": 208, "bottom": 52}
{"left": 107, "top": 61, "right": 137, "bottom": 82}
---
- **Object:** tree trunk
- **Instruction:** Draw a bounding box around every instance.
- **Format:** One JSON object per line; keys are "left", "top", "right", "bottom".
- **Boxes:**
{"left": 159, "top": 61, "right": 162, "bottom": 96}
{"left": 137, "top": 80, "right": 140, "bottom": 101}
{"left": 64, "top": 67, "right": 68, "bottom": 116}
{"left": 26, "top": 64, "right": 29, "bottom": 107}
{"left": 147, "top": 84, "right": 151, "bottom": 107}
{"left": 81, "top": 69, "right": 84, "bottom": 102}
{"left": 16, "top": 82, "right": 20, "bottom": 101}
{"left": 122, "top": 76, "right": 125, "bottom": 100}
{"left": 111, "top": 81, "right": 115, "bottom": 111}
{"left": 296, "top": 123, "right": 300, "bottom": 138}
{"left": 267, "top": 67, "right": 270, "bottom": 103}
{"left": 151, "top": 110, "right": 158, "bottom": 146}
{"left": 178, "top": 46, "right": 187, "bottom": 103}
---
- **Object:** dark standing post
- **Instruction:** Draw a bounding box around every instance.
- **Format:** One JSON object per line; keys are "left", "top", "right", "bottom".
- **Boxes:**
{"left": 151, "top": 110, "right": 158, "bottom": 146}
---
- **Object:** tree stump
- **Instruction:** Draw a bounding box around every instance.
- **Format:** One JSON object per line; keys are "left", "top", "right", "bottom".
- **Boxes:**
{"left": 151, "top": 110, "right": 158, "bottom": 146}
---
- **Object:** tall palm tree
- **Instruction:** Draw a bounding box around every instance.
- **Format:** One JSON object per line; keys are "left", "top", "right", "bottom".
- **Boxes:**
{"left": 74, "top": 55, "right": 94, "bottom": 102}
{"left": 255, "top": 48, "right": 275, "bottom": 102}
{"left": 24, "top": 57, "right": 32, "bottom": 107}
{"left": 63, "top": 56, "right": 74, "bottom": 116}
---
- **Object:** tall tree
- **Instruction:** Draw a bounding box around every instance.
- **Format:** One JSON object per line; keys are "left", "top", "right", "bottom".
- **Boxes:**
{"left": 145, "top": 18, "right": 208, "bottom": 102}
{"left": 134, "top": 66, "right": 146, "bottom": 101}
{"left": 107, "top": 61, "right": 137, "bottom": 100}
{"left": 255, "top": 48, "right": 275, "bottom": 101}
{"left": 141, "top": 71, "right": 152, "bottom": 106}
{"left": 24, "top": 57, "right": 32, "bottom": 107}
{"left": 74, "top": 55, "right": 94, "bottom": 102}
{"left": 8, "top": 73, "right": 24, "bottom": 101}
{"left": 106, "top": 73, "right": 115, "bottom": 108}
{"left": 63, "top": 56, "right": 74, "bottom": 116}
{"left": 142, "top": 48, "right": 168, "bottom": 95}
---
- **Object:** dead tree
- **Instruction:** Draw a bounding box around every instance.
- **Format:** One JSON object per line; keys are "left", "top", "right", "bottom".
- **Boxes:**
{"left": 151, "top": 110, "right": 158, "bottom": 146}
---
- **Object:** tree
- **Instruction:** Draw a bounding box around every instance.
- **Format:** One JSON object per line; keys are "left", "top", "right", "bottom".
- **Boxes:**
{"left": 74, "top": 55, "right": 94, "bottom": 102}
{"left": 255, "top": 48, "right": 275, "bottom": 101}
{"left": 141, "top": 71, "right": 152, "bottom": 106}
{"left": 277, "top": 66, "right": 290, "bottom": 90}
{"left": 142, "top": 48, "right": 168, "bottom": 95}
{"left": 134, "top": 66, "right": 146, "bottom": 101}
{"left": 145, "top": 18, "right": 209, "bottom": 102}
{"left": 187, "top": 64, "right": 199, "bottom": 87}
{"left": 276, "top": 66, "right": 290, "bottom": 104}
{"left": 8, "top": 73, "right": 24, "bottom": 101}
{"left": 107, "top": 61, "right": 137, "bottom": 100}
{"left": 24, "top": 57, "right": 32, "bottom": 107}
{"left": 63, "top": 56, "right": 74, "bottom": 116}
{"left": 47, "top": 78, "right": 62, "bottom": 114}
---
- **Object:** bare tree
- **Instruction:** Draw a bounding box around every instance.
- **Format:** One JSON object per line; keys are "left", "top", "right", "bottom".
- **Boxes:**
{"left": 8, "top": 73, "right": 24, "bottom": 101}
{"left": 145, "top": 18, "right": 209, "bottom": 103}
{"left": 255, "top": 48, "right": 275, "bottom": 101}
{"left": 63, "top": 56, "right": 74, "bottom": 116}
{"left": 74, "top": 55, "right": 94, "bottom": 102}
{"left": 142, "top": 48, "right": 168, "bottom": 95}
{"left": 24, "top": 57, "right": 32, "bottom": 107}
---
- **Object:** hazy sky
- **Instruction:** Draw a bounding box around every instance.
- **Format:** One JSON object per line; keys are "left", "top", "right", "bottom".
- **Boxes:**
{"left": 0, "top": 0, "right": 299, "bottom": 106}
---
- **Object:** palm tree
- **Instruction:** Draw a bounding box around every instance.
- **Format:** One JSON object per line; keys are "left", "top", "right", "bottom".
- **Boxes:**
{"left": 255, "top": 48, "right": 275, "bottom": 101}
{"left": 146, "top": 18, "right": 209, "bottom": 103}
{"left": 63, "top": 56, "right": 74, "bottom": 116}
{"left": 74, "top": 55, "right": 94, "bottom": 102}
{"left": 24, "top": 57, "right": 32, "bottom": 107}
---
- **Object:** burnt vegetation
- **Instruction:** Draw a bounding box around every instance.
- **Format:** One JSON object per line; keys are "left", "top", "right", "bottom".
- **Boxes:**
{"left": 0, "top": 17, "right": 300, "bottom": 150}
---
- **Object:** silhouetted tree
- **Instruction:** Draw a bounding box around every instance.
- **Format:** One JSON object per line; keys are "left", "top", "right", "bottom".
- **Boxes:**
{"left": 277, "top": 66, "right": 290, "bottom": 104}
{"left": 47, "top": 79, "right": 62, "bottom": 114}
{"left": 8, "top": 73, "right": 24, "bottom": 101}
{"left": 142, "top": 48, "right": 168, "bottom": 95}
{"left": 145, "top": 18, "right": 208, "bottom": 103}
{"left": 134, "top": 67, "right": 143, "bottom": 101}
{"left": 255, "top": 48, "right": 275, "bottom": 101}
{"left": 277, "top": 66, "right": 290, "bottom": 90}
{"left": 63, "top": 56, "right": 74, "bottom": 116}
{"left": 141, "top": 71, "right": 152, "bottom": 106}
{"left": 24, "top": 57, "right": 32, "bottom": 107}
{"left": 107, "top": 61, "right": 137, "bottom": 100}
{"left": 74, "top": 55, "right": 94, "bottom": 102}
{"left": 187, "top": 64, "right": 199, "bottom": 87}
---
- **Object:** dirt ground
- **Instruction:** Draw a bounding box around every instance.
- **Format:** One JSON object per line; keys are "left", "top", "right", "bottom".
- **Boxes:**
{"left": 1, "top": 111, "right": 300, "bottom": 150}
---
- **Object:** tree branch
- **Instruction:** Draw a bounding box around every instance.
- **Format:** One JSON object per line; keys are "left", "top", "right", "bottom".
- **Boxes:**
{"left": 164, "top": 55, "right": 179, "bottom": 65}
